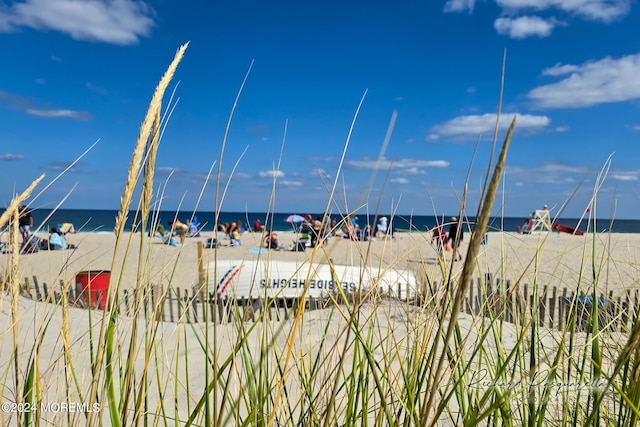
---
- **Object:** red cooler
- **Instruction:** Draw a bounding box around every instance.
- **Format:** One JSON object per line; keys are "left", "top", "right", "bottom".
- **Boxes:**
{"left": 76, "top": 270, "right": 111, "bottom": 309}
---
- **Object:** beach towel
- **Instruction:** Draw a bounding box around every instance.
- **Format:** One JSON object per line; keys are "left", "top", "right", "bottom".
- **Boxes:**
{"left": 157, "top": 232, "right": 180, "bottom": 247}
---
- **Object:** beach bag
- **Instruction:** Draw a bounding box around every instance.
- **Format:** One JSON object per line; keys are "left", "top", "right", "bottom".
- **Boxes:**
{"left": 292, "top": 241, "right": 306, "bottom": 251}
{"left": 206, "top": 238, "right": 221, "bottom": 248}
{"left": 21, "top": 237, "right": 40, "bottom": 254}
{"left": 445, "top": 242, "right": 452, "bottom": 252}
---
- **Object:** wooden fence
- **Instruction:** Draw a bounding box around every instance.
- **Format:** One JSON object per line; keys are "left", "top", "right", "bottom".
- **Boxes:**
{"left": 15, "top": 274, "right": 640, "bottom": 332}
{"left": 19, "top": 276, "right": 328, "bottom": 324}
{"left": 454, "top": 274, "right": 640, "bottom": 333}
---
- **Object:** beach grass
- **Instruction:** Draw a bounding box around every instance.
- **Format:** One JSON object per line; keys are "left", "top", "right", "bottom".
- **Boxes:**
{"left": 1, "top": 45, "right": 640, "bottom": 427}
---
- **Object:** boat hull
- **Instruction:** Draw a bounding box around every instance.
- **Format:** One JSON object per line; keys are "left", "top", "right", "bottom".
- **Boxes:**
{"left": 204, "top": 259, "right": 417, "bottom": 300}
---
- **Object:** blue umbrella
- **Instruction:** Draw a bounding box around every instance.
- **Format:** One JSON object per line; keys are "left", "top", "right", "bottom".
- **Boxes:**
{"left": 285, "top": 214, "right": 305, "bottom": 223}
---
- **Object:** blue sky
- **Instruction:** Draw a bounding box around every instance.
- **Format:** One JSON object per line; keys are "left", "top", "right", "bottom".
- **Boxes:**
{"left": 1, "top": 0, "right": 639, "bottom": 219}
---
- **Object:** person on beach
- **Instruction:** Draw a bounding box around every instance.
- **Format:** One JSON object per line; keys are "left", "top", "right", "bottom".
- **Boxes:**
{"left": 448, "top": 216, "right": 464, "bottom": 261}
{"left": 329, "top": 217, "right": 338, "bottom": 237}
{"left": 46, "top": 227, "right": 69, "bottom": 250}
{"left": 218, "top": 222, "right": 229, "bottom": 238}
{"left": 254, "top": 219, "right": 264, "bottom": 232}
{"left": 18, "top": 205, "right": 33, "bottom": 244}
{"left": 311, "top": 217, "right": 323, "bottom": 247}
{"left": 374, "top": 217, "right": 388, "bottom": 238}
{"left": 264, "top": 231, "right": 279, "bottom": 249}
{"left": 168, "top": 219, "right": 188, "bottom": 244}
{"left": 300, "top": 215, "right": 312, "bottom": 244}
{"left": 227, "top": 221, "right": 243, "bottom": 246}
{"left": 431, "top": 224, "right": 448, "bottom": 258}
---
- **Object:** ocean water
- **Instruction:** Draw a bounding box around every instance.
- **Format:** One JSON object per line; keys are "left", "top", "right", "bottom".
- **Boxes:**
{"left": 11, "top": 209, "right": 639, "bottom": 234}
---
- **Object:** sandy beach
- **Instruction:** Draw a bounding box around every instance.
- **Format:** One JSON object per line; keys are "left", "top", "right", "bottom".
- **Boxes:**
{"left": 1, "top": 229, "right": 639, "bottom": 425}
{"left": 5, "top": 229, "right": 640, "bottom": 296}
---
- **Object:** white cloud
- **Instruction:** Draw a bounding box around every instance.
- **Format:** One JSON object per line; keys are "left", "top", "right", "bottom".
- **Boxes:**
{"left": 345, "top": 158, "right": 450, "bottom": 171}
{"left": 0, "top": 0, "right": 155, "bottom": 45}
{"left": 443, "top": 0, "right": 476, "bottom": 13}
{"left": 494, "top": 16, "right": 558, "bottom": 38}
{"left": 26, "top": 108, "right": 92, "bottom": 120}
{"left": 495, "top": 0, "right": 630, "bottom": 23}
{"left": 258, "top": 170, "right": 284, "bottom": 178}
{"left": 528, "top": 54, "right": 640, "bottom": 109}
{"left": 446, "top": 1, "right": 630, "bottom": 38}
{"left": 280, "top": 180, "right": 303, "bottom": 187}
{"left": 86, "top": 82, "right": 108, "bottom": 94}
{"left": 629, "top": 125, "right": 640, "bottom": 131}
{"left": 0, "top": 153, "right": 25, "bottom": 161}
{"left": 45, "top": 161, "right": 88, "bottom": 173}
{"left": 403, "top": 167, "right": 427, "bottom": 175}
{"left": 428, "top": 113, "right": 551, "bottom": 140}
{"left": 35, "top": 78, "right": 45, "bottom": 84}
{"left": 611, "top": 171, "right": 640, "bottom": 181}
{"left": 233, "top": 172, "right": 252, "bottom": 179}
{"left": 312, "top": 168, "right": 331, "bottom": 179}
{"left": 390, "top": 177, "right": 410, "bottom": 184}
{"left": 307, "top": 156, "right": 337, "bottom": 162}
{"left": 505, "top": 162, "right": 589, "bottom": 184}
{"left": 555, "top": 126, "right": 569, "bottom": 132}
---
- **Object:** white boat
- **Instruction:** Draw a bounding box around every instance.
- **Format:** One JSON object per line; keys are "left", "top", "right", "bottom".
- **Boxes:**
{"left": 204, "top": 259, "right": 417, "bottom": 301}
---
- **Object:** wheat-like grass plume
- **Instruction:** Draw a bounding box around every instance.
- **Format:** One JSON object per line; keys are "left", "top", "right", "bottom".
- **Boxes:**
{"left": 113, "top": 42, "right": 188, "bottom": 240}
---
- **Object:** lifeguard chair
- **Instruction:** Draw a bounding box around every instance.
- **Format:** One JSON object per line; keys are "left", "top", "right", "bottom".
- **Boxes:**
{"left": 520, "top": 210, "right": 551, "bottom": 233}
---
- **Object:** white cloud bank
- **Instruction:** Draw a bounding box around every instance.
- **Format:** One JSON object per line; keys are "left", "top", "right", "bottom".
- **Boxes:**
{"left": 258, "top": 170, "right": 285, "bottom": 178}
{"left": 390, "top": 177, "right": 410, "bottom": 184}
{"left": 345, "top": 158, "right": 450, "bottom": 171}
{"left": 508, "top": 163, "right": 640, "bottom": 184}
{"left": 26, "top": 108, "right": 92, "bottom": 120}
{"left": 0, "top": 153, "right": 25, "bottom": 161}
{"left": 445, "top": 0, "right": 630, "bottom": 38}
{"left": 506, "top": 162, "right": 588, "bottom": 185}
{"left": 428, "top": 113, "right": 551, "bottom": 140}
{"left": 443, "top": 0, "right": 476, "bottom": 13}
{"left": 0, "top": 0, "right": 155, "bottom": 45}
{"left": 494, "top": 0, "right": 630, "bottom": 22}
{"left": 528, "top": 54, "right": 640, "bottom": 108}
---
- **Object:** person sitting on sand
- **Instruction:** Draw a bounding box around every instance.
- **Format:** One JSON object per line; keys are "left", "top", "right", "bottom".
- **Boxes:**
{"left": 226, "top": 221, "right": 243, "bottom": 246}
{"left": 374, "top": 216, "right": 388, "bottom": 238}
{"left": 168, "top": 219, "right": 188, "bottom": 244}
{"left": 310, "top": 217, "right": 323, "bottom": 247}
{"left": 49, "top": 227, "right": 69, "bottom": 250}
{"left": 254, "top": 219, "right": 264, "bottom": 232}
{"left": 264, "top": 231, "right": 279, "bottom": 249}
{"left": 39, "top": 227, "right": 69, "bottom": 250}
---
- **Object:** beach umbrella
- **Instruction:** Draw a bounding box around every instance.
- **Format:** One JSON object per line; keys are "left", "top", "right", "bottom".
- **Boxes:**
{"left": 285, "top": 214, "right": 305, "bottom": 223}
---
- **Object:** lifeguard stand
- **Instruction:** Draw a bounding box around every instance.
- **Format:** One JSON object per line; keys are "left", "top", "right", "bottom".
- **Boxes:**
{"left": 521, "top": 210, "right": 551, "bottom": 233}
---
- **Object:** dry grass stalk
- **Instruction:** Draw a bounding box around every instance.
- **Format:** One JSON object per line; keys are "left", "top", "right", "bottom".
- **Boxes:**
{"left": 421, "top": 116, "right": 516, "bottom": 425}
{"left": 0, "top": 175, "right": 45, "bottom": 230}
{"left": 87, "top": 43, "right": 189, "bottom": 427}
{"left": 114, "top": 42, "right": 189, "bottom": 239}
